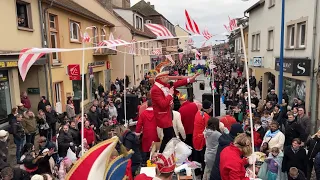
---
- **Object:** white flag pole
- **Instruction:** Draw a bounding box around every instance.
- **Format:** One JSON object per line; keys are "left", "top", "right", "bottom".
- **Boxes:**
{"left": 81, "top": 36, "right": 85, "bottom": 157}
{"left": 240, "top": 25, "right": 256, "bottom": 176}
{"left": 210, "top": 42, "right": 215, "bottom": 117}
{"left": 124, "top": 47, "right": 127, "bottom": 126}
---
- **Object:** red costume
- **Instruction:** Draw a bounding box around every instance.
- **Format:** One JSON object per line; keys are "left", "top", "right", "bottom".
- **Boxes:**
{"left": 151, "top": 79, "right": 190, "bottom": 129}
{"left": 83, "top": 127, "right": 95, "bottom": 146}
{"left": 179, "top": 101, "right": 198, "bottom": 135}
{"left": 220, "top": 115, "right": 237, "bottom": 131}
{"left": 21, "top": 96, "right": 31, "bottom": 109}
{"left": 193, "top": 111, "right": 210, "bottom": 151}
{"left": 136, "top": 107, "right": 160, "bottom": 152}
{"left": 220, "top": 143, "right": 249, "bottom": 180}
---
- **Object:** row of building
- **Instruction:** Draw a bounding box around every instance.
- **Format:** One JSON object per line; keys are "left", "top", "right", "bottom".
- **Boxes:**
{"left": 0, "top": 0, "right": 191, "bottom": 127}
{"left": 231, "top": 0, "right": 320, "bottom": 130}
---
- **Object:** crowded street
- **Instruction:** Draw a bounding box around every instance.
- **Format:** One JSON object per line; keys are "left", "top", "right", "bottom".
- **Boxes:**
{"left": 0, "top": 0, "right": 320, "bottom": 180}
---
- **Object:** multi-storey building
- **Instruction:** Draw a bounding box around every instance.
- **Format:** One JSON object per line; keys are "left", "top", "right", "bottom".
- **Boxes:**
{"left": 245, "top": 0, "right": 320, "bottom": 129}
{"left": 0, "top": 0, "right": 48, "bottom": 127}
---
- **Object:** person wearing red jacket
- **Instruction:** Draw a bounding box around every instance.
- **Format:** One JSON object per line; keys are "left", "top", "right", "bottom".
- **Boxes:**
{"left": 179, "top": 97, "right": 198, "bottom": 148}
{"left": 220, "top": 111, "right": 237, "bottom": 131}
{"left": 192, "top": 100, "right": 212, "bottom": 177}
{"left": 21, "top": 91, "right": 31, "bottom": 109}
{"left": 135, "top": 100, "right": 160, "bottom": 163}
{"left": 83, "top": 120, "right": 95, "bottom": 147}
{"left": 151, "top": 61, "right": 199, "bottom": 152}
{"left": 220, "top": 133, "right": 252, "bottom": 180}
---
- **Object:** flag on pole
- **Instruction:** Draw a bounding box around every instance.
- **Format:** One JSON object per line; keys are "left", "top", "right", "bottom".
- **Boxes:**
{"left": 202, "top": 28, "right": 213, "bottom": 40}
{"left": 178, "top": 53, "right": 184, "bottom": 62}
{"left": 18, "top": 48, "right": 45, "bottom": 81}
{"left": 145, "top": 24, "right": 174, "bottom": 38}
{"left": 185, "top": 10, "right": 200, "bottom": 34}
{"left": 83, "top": 32, "right": 91, "bottom": 43}
{"left": 165, "top": 55, "right": 175, "bottom": 64}
{"left": 109, "top": 33, "right": 116, "bottom": 50}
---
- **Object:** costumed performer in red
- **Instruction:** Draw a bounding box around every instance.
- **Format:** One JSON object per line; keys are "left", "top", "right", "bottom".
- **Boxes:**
{"left": 134, "top": 144, "right": 176, "bottom": 180}
{"left": 151, "top": 60, "right": 199, "bottom": 153}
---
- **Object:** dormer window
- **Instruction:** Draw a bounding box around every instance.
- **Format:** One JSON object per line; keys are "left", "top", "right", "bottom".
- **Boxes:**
{"left": 135, "top": 15, "right": 143, "bottom": 30}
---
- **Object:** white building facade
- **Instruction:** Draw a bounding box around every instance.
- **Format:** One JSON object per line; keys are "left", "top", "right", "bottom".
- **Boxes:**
{"left": 245, "top": 0, "right": 320, "bottom": 127}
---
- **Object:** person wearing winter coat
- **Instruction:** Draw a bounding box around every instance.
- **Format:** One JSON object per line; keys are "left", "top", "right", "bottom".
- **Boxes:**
{"left": 36, "top": 110, "right": 49, "bottom": 139}
{"left": 21, "top": 91, "right": 31, "bottom": 110}
{"left": 219, "top": 133, "right": 252, "bottom": 180}
{"left": 296, "top": 108, "right": 311, "bottom": 138}
{"left": 314, "top": 152, "right": 320, "bottom": 180}
{"left": 0, "top": 130, "right": 9, "bottom": 163}
{"left": 135, "top": 100, "right": 160, "bottom": 163}
{"left": 66, "top": 99, "right": 75, "bottom": 119}
{"left": 87, "top": 106, "right": 100, "bottom": 131}
{"left": 38, "top": 136, "right": 58, "bottom": 163}
{"left": 108, "top": 101, "right": 118, "bottom": 119}
{"left": 99, "top": 119, "right": 112, "bottom": 141}
{"left": 288, "top": 167, "right": 307, "bottom": 180}
{"left": 12, "top": 114, "right": 26, "bottom": 163}
{"left": 284, "top": 113, "right": 306, "bottom": 147}
{"left": 83, "top": 120, "right": 95, "bottom": 147}
{"left": 100, "top": 105, "right": 110, "bottom": 120}
{"left": 1, "top": 166, "right": 30, "bottom": 180}
{"left": 37, "top": 96, "right": 51, "bottom": 112}
{"left": 203, "top": 117, "right": 222, "bottom": 180}
{"left": 210, "top": 123, "right": 244, "bottom": 180}
{"left": 120, "top": 126, "right": 142, "bottom": 177}
{"left": 262, "top": 121, "right": 285, "bottom": 151}
{"left": 45, "top": 105, "right": 57, "bottom": 141}
{"left": 22, "top": 111, "right": 37, "bottom": 144}
{"left": 282, "top": 138, "right": 308, "bottom": 176}
{"left": 305, "top": 130, "right": 320, "bottom": 179}
{"left": 69, "top": 121, "right": 81, "bottom": 146}
{"left": 57, "top": 125, "right": 74, "bottom": 158}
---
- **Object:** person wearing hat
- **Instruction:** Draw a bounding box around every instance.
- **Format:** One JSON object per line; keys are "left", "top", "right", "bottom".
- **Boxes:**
{"left": 134, "top": 148, "right": 176, "bottom": 180}
{"left": 266, "top": 89, "right": 278, "bottom": 104}
{"left": 151, "top": 60, "right": 199, "bottom": 153}
{"left": 17, "top": 103, "right": 26, "bottom": 115}
{"left": 0, "top": 130, "right": 9, "bottom": 163}
{"left": 192, "top": 100, "right": 212, "bottom": 178}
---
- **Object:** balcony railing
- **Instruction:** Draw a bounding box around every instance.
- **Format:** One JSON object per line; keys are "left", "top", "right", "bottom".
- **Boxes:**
{"left": 93, "top": 48, "right": 117, "bottom": 56}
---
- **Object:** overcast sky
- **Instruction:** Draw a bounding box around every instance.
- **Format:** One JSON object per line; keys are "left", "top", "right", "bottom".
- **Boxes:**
{"left": 131, "top": 0, "right": 258, "bottom": 47}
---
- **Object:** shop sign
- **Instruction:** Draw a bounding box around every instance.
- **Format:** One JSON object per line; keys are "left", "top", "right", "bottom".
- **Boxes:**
{"left": 275, "top": 58, "right": 311, "bottom": 76}
{"left": 88, "top": 61, "right": 105, "bottom": 67}
{"left": 0, "top": 61, "right": 18, "bottom": 68}
{"left": 253, "top": 57, "right": 262, "bottom": 67}
{"left": 27, "top": 88, "right": 40, "bottom": 94}
{"left": 67, "top": 64, "right": 81, "bottom": 80}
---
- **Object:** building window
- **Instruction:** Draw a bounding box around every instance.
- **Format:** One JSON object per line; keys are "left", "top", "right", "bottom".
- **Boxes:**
{"left": 269, "top": 0, "right": 275, "bottom": 7}
{"left": 288, "top": 25, "right": 295, "bottom": 48}
{"left": 92, "top": 28, "right": 97, "bottom": 46}
{"left": 101, "top": 28, "right": 106, "bottom": 40}
{"left": 16, "top": 0, "right": 32, "bottom": 29}
{"left": 135, "top": 15, "right": 143, "bottom": 30}
{"left": 256, "top": 33, "right": 260, "bottom": 51}
{"left": 146, "top": 20, "right": 152, "bottom": 24}
{"left": 298, "top": 22, "right": 306, "bottom": 47}
{"left": 252, "top": 35, "right": 256, "bottom": 51}
{"left": 54, "top": 82, "right": 64, "bottom": 113}
{"left": 70, "top": 20, "right": 80, "bottom": 42}
{"left": 268, "top": 30, "right": 274, "bottom": 50}
{"left": 49, "top": 14, "right": 60, "bottom": 64}
{"left": 72, "top": 74, "right": 88, "bottom": 100}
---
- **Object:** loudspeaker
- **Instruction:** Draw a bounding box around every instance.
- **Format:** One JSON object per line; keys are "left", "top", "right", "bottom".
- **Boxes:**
{"left": 122, "top": 94, "right": 139, "bottom": 120}
{"left": 202, "top": 93, "right": 220, "bottom": 116}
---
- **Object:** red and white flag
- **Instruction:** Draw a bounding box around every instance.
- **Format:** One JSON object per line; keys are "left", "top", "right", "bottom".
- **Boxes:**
{"left": 165, "top": 55, "right": 175, "bottom": 64}
{"left": 109, "top": 32, "right": 116, "bottom": 51}
{"left": 18, "top": 48, "right": 45, "bottom": 81}
{"left": 185, "top": 10, "right": 200, "bottom": 34}
{"left": 202, "top": 28, "right": 213, "bottom": 40}
{"left": 187, "top": 38, "right": 194, "bottom": 45}
{"left": 145, "top": 24, "right": 174, "bottom": 38}
{"left": 178, "top": 53, "right": 184, "bottom": 62}
{"left": 128, "top": 39, "right": 136, "bottom": 55}
{"left": 224, "top": 16, "right": 238, "bottom": 32}
{"left": 83, "top": 32, "right": 91, "bottom": 43}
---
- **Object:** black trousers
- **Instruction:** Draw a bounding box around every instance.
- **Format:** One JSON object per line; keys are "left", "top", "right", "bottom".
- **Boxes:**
{"left": 192, "top": 148, "right": 205, "bottom": 177}
{"left": 159, "top": 127, "right": 175, "bottom": 153}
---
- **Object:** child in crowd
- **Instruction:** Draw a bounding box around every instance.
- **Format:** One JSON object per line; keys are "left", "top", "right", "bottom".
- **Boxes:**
{"left": 261, "top": 110, "right": 272, "bottom": 130}
{"left": 288, "top": 167, "right": 307, "bottom": 180}
{"left": 265, "top": 147, "right": 282, "bottom": 180}
{"left": 260, "top": 142, "right": 270, "bottom": 156}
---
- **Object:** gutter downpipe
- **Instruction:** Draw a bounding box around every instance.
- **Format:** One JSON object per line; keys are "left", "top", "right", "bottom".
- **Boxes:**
{"left": 38, "top": 0, "right": 50, "bottom": 101}
{"left": 40, "top": 0, "right": 55, "bottom": 109}
{"left": 310, "top": 0, "right": 319, "bottom": 133}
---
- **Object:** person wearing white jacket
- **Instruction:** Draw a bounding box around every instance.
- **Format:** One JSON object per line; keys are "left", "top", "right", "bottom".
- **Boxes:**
{"left": 157, "top": 110, "right": 186, "bottom": 141}
{"left": 261, "top": 121, "right": 285, "bottom": 151}
{"left": 108, "top": 101, "right": 118, "bottom": 119}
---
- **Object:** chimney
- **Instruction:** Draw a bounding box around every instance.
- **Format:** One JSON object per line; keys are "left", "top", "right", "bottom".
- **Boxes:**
{"left": 151, "top": 5, "right": 154, "bottom": 9}
{"left": 147, "top": 1, "right": 150, "bottom": 5}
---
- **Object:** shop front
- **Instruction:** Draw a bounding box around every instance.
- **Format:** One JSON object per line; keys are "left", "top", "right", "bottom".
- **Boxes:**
{"left": 274, "top": 57, "right": 311, "bottom": 112}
